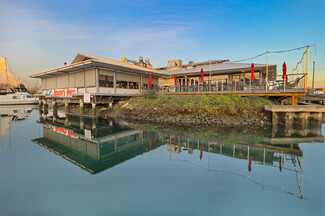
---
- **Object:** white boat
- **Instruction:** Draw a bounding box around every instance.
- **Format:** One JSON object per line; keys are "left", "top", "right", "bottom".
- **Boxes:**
{"left": 0, "top": 91, "right": 38, "bottom": 105}
{"left": 0, "top": 57, "right": 39, "bottom": 105}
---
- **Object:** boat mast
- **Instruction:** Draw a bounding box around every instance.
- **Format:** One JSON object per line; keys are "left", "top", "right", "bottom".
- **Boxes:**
{"left": 5, "top": 57, "right": 9, "bottom": 91}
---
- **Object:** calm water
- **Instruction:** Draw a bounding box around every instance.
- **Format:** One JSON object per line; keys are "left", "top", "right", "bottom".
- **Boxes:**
{"left": 0, "top": 106, "right": 325, "bottom": 216}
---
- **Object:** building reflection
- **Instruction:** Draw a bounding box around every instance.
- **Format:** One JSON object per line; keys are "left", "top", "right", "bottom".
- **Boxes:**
{"left": 0, "top": 105, "right": 37, "bottom": 147}
{"left": 32, "top": 115, "right": 164, "bottom": 174}
{"left": 34, "top": 113, "right": 324, "bottom": 199}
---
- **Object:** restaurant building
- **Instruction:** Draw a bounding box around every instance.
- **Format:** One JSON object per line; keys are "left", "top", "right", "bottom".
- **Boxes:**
{"left": 30, "top": 53, "right": 163, "bottom": 96}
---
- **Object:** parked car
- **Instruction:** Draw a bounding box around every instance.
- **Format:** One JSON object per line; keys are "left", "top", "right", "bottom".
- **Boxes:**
{"left": 308, "top": 88, "right": 325, "bottom": 95}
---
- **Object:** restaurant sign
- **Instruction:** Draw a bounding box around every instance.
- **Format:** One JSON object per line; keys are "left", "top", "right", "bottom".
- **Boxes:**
{"left": 49, "top": 125, "right": 78, "bottom": 138}
{"left": 48, "top": 88, "right": 77, "bottom": 96}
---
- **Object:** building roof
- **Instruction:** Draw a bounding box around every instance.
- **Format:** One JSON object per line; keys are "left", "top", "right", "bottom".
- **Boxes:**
{"left": 160, "top": 62, "right": 277, "bottom": 77}
{"left": 30, "top": 53, "right": 163, "bottom": 79}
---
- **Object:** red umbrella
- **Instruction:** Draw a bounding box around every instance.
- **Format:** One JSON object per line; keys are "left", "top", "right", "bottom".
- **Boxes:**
{"left": 248, "top": 156, "right": 253, "bottom": 172}
{"left": 282, "top": 62, "right": 288, "bottom": 83}
{"left": 148, "top": 74, "right": 152, "bottom": 86}
{"left": 200, "top": 146, "right": 203, "bottom": 160}
{"left": 174, "top": 75, "right": 177, "bottom": 85}
{"left": 251, "top": 63, "right": 255, "bottom": 80}
{"left": 149, "top": 138, "right": 152, "bottom": 149}
{"left": 200, "top": 68, "right": 204, "bottom": 83}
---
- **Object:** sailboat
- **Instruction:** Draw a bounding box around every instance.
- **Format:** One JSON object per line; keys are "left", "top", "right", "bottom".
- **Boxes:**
{"left": 0, "top": 57, "right": 38, "bottom": 105}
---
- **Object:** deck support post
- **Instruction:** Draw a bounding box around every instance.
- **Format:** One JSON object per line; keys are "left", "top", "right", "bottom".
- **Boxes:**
{"left": 65, "top": 102, "right": 70, "bottom": 114}
{"left": 272, "top": 112, "right": 278, "bottom": 125}
{"left": 92, "top": 102, "right": 96, "bottom": 116}
{"left": 80, "top": 98, "right": 84, "bottom": 115}
{"left": 52, "top": 99, "right": 57, "bottom": 122}
{"left": 64, "top": 114, "right": 70, "bottom": 127}
{"left": 80, "top": 117, "right": 84, "bottom": 130}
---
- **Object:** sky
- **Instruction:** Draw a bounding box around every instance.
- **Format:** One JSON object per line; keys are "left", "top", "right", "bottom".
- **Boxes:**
{"left": 0, "top": 0, "right": 325, "bottom": 87}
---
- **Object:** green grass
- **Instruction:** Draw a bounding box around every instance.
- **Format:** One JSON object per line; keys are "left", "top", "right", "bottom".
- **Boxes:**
{"left": 119, "top": 94, "right": 272, "bottom": 117}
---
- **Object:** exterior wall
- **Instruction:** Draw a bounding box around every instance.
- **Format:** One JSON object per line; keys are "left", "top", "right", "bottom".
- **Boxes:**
{"left": 116, "top": 88, "right": 140, "bottom": 95}
{"left": 77, "top": 87, "right": 97, "bottom": 94}
{"left": 85, "top": 69, "right": 96, "bottom": 87}
{"left": 99, "top": 87, "right": 115, "bottom": 94}
{"left": 75, "top": 71, "right": 85, "bottom": 88}
{"left": 47, "top": 77, "right": 56, "bottom": 89}
{"left": 57, "top": 75, "right": 69, "bottom": 88}
{"left": 99, "top": 69, "right": 114, "bottom": 76}
{"left": 69, "top": 73, "right": 75, "bottom": 87}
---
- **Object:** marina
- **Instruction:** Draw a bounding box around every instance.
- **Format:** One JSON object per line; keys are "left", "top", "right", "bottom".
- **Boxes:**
{"left": 0, "top": 108, "right": 324, "bottom": 215}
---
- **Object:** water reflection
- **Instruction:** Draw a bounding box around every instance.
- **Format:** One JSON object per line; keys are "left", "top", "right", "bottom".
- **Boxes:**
{"left": 32, "top": 114, "right": 324, "bottom": 199}
{"left": 0, "top": 105, "right": 38, "bottom": 147}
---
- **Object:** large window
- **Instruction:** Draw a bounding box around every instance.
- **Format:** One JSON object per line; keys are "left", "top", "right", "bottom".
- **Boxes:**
{"left": 99, "top": 75, "right": 114, "bottom": 88}
{"left": 116, "top": 81, "right": 128, "bottom": 89}
{"left": 116, "top": 81, "right": 140, "bottom": 89}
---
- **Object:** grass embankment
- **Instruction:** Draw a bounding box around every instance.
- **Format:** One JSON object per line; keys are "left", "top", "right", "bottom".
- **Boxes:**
{"left": 115, "top": 94, "right": 272, "bottom": 127}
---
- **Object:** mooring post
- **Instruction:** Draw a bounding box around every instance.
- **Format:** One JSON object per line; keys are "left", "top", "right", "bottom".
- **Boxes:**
{"left": 108, "top": 99, "right": 113, "bottom": 112}
{"left": 285, "top": 112, "right": 293, "bottom": 128}
{"left": 52, "top": 99, "right": 57, "bottom": 122}
{"left": 64, "top": 114, "right": 70, "bottom": 127}
{"left": 80, "top": 117, "right": 84, "bottom": 130}
{"left": 92, "top": 102, "right": 96, "bottom": 116}
{"left": 272, "top": 112, "right": 278, "bottom": 125}
{"left": 65, "top": 101, "right": 70, "bottom": 114}
{"left": 43, "top": 99, "right": 48, "bottom": 116}
{"left": 92, "top": 117, "right": 97, "bottom": 129}
{"left": 79, "top": 98, "right": 84, "bottom": 115}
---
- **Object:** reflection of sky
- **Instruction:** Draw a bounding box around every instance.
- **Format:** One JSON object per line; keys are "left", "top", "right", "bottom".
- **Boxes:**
{"left": 0, "top": 110, "right": 324, "bottom": 215}
{"left": 1, "top": 0, "right": 324, "bottom": 87}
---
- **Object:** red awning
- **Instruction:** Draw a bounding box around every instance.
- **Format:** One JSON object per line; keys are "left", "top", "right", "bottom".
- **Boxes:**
{"left": 251, "top": 63, "right": 255, "bottom": 80}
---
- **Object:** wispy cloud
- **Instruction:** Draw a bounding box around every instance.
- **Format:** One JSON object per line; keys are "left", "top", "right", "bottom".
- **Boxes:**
{"left": 0, "top": 3, "right": 195, "bottom": 85}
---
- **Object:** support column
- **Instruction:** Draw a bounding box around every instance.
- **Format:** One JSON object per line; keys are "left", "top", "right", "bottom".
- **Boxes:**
{"left": 272, "top": 112, "right": 278, "bottom": 126}
{"left": 92, "top": 102, "right": 96, "bottom": 117}
{"left": 64, "top": 114, "right": 70, "bottom": 127}
{"left": 285, "top": 112, "right": 293, "bottom": 131}
{"left": 65, "top": 101, "right": 70, "bottom": 114}
{"left": 108, "top": 100, "right": 113, "bottom": 112}
{"left": 114, "top": 70, "right": 117, "bottom": 94}
{"left": 292, "top": 95, "right": 298, "bottom": 105}
{"left": 80, "top": 117, "right": 84, "bottom": 130}
{"left": 43, "top": 99, "right": 48, "bottom": 121}
{"left": 95, "top": 67, "right": 99, "bottom": 93}
{"left": 52, "top": 99, "right": 57, "bottom": 123}
{"left": 79, "top": 98, "right": 84, "bottom": 115}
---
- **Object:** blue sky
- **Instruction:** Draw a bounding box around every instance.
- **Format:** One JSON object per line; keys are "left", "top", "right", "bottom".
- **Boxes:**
{"left": 0, "top": 0, "right": 324, "bottom": 87}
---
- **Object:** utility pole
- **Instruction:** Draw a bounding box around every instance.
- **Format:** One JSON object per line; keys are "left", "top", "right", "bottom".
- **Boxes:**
{"left": 305, "top": 45, "right": 310, "bottom": 90}
{"left": 266, "top": 51, "right": 269, "bottom": 92}
{"left": 312, "top": 61, "right": 315, "bottom": 89}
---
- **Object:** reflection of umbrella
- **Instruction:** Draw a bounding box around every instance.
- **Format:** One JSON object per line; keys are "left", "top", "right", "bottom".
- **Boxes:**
{"left": 174, "top": 136, "right": 177, "bottom": 146}
{"left": 248, "top": 156, "right": 253, "bottom": 172}
{"left": 279, "top": 155, "right": 283, "bottom": 172}
{"left": 282, "top": 62, "right": 288, "bottom": 83}
{"left": 174, "top": 75, "right": 177, "bottom": 85}
{"left": 148, "top": 74, "right": 152, "bottom": 86}
{"left": 200, "top": 146, "right": 203, "bottom": 160}
{"left": 251, "top": 63, "right": 255, "bottom": 80}
{"left": 200, "top": 68, "right": 204, "bottom": 83}
{"left": 149, "top": 138, "right": 152, "bottom": 149}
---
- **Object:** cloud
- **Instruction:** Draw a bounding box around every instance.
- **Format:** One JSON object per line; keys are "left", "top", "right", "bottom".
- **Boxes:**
{"left": 0, "top": 3, "right": 194, "bottom": 85}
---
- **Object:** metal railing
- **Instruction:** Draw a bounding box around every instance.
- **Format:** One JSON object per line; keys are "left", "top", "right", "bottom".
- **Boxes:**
{"left": 157, "top": 75, "right": 306, "bottom": 94}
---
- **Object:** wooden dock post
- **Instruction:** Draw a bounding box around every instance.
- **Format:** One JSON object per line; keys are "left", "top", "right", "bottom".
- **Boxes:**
{"left": 92, "top": 102, "right": 96, "bottom": 116}
{"left": 79, "top": 98, "right": 84, "bottom": 115}
{"left": 52, "top": 99, "right": 57, "bottom": 123}
{"left": 80, "top": 117, "right": 84, "bottom": 130}
{"left": 65, "top": 102, "right": 70, "bottom": 114}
